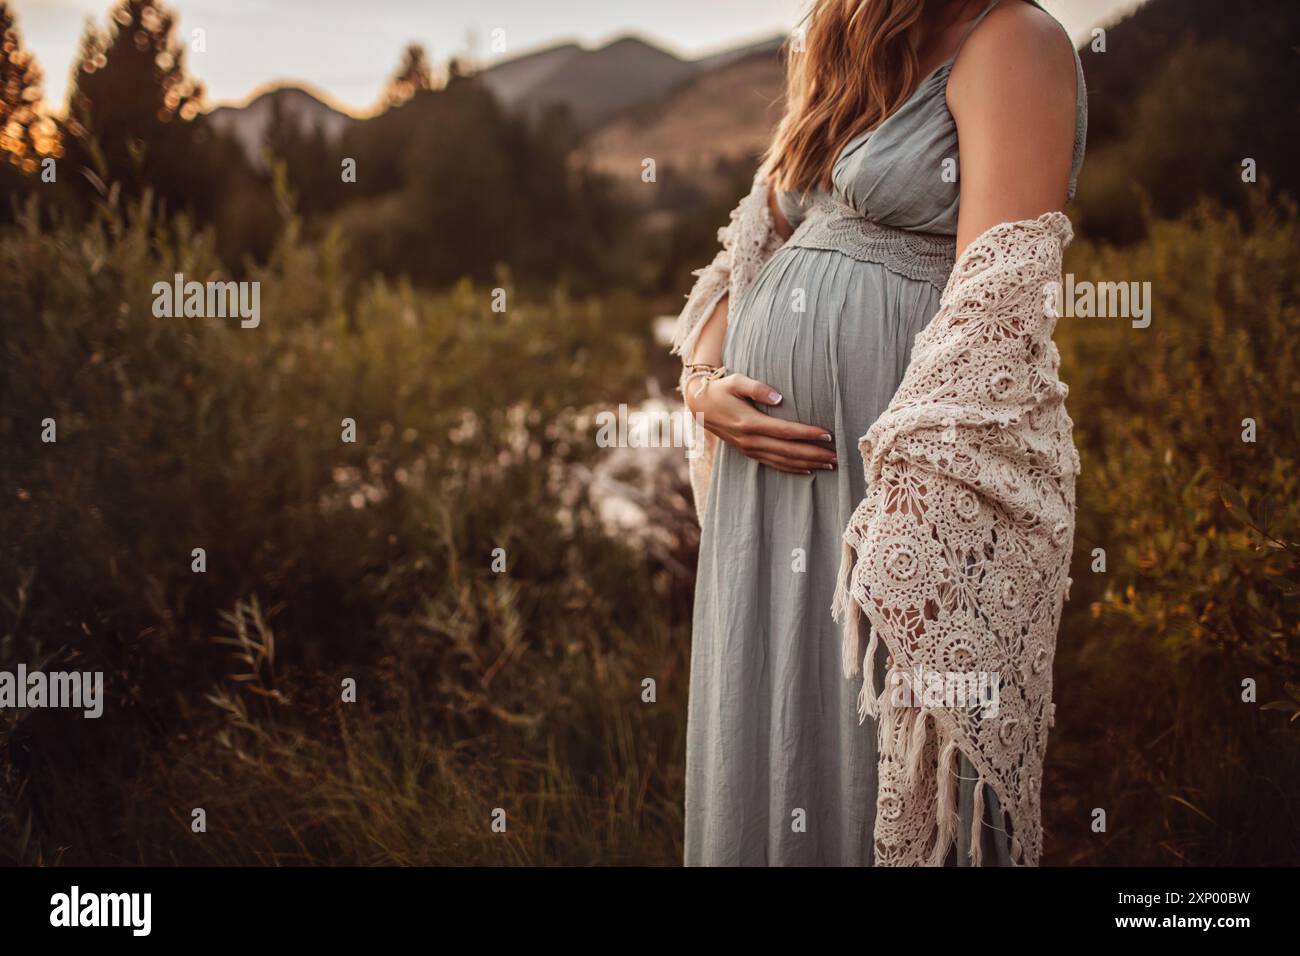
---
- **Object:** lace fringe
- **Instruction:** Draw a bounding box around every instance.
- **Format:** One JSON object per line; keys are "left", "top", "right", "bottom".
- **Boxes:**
{"left": 927, "top": 735, "right": 961, "bottom": 867}
{"left": 878, "top": 704, "right": 1015, "bottom": 868}
{"left": 832, "top": 538, "right": 884, "bottom": 722}
{"left": 905, "top": 704, "right": 929, "bottom": 787}
{"left": 969, "top": 776, "right": 986, "bottom": 867}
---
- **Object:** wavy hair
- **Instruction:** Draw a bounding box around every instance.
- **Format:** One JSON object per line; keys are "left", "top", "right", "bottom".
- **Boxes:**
{"left": 764, "top": 0, "right": 980, "bottom": 196}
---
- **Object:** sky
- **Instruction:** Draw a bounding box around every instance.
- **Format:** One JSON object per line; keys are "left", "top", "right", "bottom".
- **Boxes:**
{"left": 14, "top": 0, "right": 1144, "bottom": 115}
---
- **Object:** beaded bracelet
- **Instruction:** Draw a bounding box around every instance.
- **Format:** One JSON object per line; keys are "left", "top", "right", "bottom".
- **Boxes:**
{"left": 683, "top": 363, "right": 727, "bottom": 400}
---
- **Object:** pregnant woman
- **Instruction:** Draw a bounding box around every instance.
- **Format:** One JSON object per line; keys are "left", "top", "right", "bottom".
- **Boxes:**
{"left": 674, "top": 0, "right": 1086, "bottom": 865}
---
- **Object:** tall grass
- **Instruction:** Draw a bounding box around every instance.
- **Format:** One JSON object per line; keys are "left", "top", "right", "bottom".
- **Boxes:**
{"left": 0, "top": 186, "right": 687, "bottom": 864}
{"left": 1, "top": 184, "right": 1296, "bottom": 865}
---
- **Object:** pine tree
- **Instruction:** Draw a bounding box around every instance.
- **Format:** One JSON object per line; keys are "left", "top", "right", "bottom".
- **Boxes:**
{"left": 63, "top": 0, "right": 203, "bottom": 202}
{"left": 381, "top": 43, "right": 434, "bottom": 109}
{"left": 0, "top": 2, "right": 56, "bottom": 175}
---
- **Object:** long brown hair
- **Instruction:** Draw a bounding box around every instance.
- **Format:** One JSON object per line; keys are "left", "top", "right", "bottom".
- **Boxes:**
{"left": 764, "top": 0, "right": 983, "bottom": 196}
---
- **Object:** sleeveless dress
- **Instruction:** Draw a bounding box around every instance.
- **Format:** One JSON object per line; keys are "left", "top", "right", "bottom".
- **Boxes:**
{"left": 684, "top": 0, "right": 1087, "bottom": 866}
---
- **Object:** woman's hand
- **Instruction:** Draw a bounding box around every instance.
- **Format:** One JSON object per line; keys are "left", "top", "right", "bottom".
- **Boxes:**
{"left": 686, "top": 373, "right": 837, "bottom": 474}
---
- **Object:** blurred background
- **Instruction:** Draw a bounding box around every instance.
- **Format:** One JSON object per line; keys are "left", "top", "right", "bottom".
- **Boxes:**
{"left": 0, "top": 0, "right": 1297, "bottom": 865}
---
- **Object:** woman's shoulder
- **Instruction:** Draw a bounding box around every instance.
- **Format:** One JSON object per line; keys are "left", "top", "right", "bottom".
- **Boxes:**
{"left": 947, "top": 1, "right": 1077, "bottom": 116}
{"left": 950, "top": 1, "right": 1077, "bottom": 93}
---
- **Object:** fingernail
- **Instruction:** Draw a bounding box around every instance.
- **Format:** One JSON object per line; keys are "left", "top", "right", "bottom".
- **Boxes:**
{"left": 820, "top": 433, "right": 833, "bottom": 442}
{"left": 767, "top": 391, "right": 783, "bottom": 405}
{"left": 821, "top": 463, "right": 835, "bottom": 470}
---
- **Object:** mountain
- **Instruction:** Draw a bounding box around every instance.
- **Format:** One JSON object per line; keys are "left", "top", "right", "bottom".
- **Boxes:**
{"left": 477, "top": 35, "right": 700, "bottom": 130}
{"left": 205, "top": 86, "right": 353, "bottom": 167}
{"left": 472, "top": 42, "right": 584, "bottom": 107}
{"left": 200, "top": 35, "right": 766, "bottom": 163}
{"left": 692, "top": 34, "right": 784, "bottom": 71}
{"left": 580, "top": 47, "right": 786, "bottom": 193}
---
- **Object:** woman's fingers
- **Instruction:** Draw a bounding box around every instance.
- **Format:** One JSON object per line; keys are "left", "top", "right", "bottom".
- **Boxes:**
{"left": 694, "top": 373, "right": 839, "bottom": 473}
{"left": 754, "top": 452, "right": 832, "bottom": 474}
{"left": 753, "top": 454, "right": 811, "bottom": 474}
{"left": 726, "top": 375, "right": 835, "bottom": 444}
{"left": 743, "top": 412, "right": 835, "bottom": 445}
{"left": 742, "top": 433, "right": 837, "bottom": 468}
{"left": 729, "top": 374, "right": 785, "bottom": 407}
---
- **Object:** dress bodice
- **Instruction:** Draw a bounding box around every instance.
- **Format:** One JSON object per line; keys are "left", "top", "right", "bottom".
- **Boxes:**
{"left": 777, "top": 0, "right": 1087, "bottom": 237}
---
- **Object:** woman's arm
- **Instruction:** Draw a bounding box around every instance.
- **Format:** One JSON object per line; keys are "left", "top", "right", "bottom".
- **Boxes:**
{"left": 686, "top": 290, "right": 729, "bottom": 368}
{"left": 947, "top": 1, "right": 1076, "bottom": 253}
{"left": 687, "top": 187, "right": 794, "bottom": 367}
{"left": 683, "top": 185, "right": 834, "bottom": 474}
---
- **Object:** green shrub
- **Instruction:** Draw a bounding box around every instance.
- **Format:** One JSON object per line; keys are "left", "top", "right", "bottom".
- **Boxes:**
{"left": 2, "top": 181, "right": 1296, "bottom": 865}
{"left": 1048, "top": 190, "right": 1300, "bottom": 863}
{"left": 0, "top": 189, "right": 683, "bottom": 864}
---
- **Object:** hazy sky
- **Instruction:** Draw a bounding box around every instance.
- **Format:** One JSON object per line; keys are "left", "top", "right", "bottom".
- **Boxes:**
{"left": 15, "top": 0, "right": 1143, "bottom": 114}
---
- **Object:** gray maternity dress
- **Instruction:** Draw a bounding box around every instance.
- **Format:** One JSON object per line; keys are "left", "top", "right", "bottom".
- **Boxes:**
{"left": 684, "top": 0, "right": 1087, "bottom": 866}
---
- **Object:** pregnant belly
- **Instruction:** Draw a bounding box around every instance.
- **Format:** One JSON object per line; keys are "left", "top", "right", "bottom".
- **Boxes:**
{"left": 724, "top": 245, "right": 945, "bottom": 445}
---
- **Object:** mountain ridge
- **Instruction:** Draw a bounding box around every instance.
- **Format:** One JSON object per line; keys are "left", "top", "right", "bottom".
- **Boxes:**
{"left": 199, "top": 32, "right": 786, "bottom": 163}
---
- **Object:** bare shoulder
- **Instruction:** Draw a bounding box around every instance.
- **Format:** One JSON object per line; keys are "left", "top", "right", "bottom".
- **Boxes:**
{"left": 947, "top": 1, "right": 1079, "bottom": 245}
{"left": 948, "top": 1, "right": 1076, "bottom": 115}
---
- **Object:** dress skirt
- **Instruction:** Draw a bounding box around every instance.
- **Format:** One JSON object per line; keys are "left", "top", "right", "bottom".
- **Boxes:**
{"left": 683, "top": 244, "right": 1013, "bottom": 866}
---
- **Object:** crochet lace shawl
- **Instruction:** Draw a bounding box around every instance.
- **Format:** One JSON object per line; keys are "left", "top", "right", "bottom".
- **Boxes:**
{"left": 672, "top": 171, "right": 1078, "bottom": 867}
